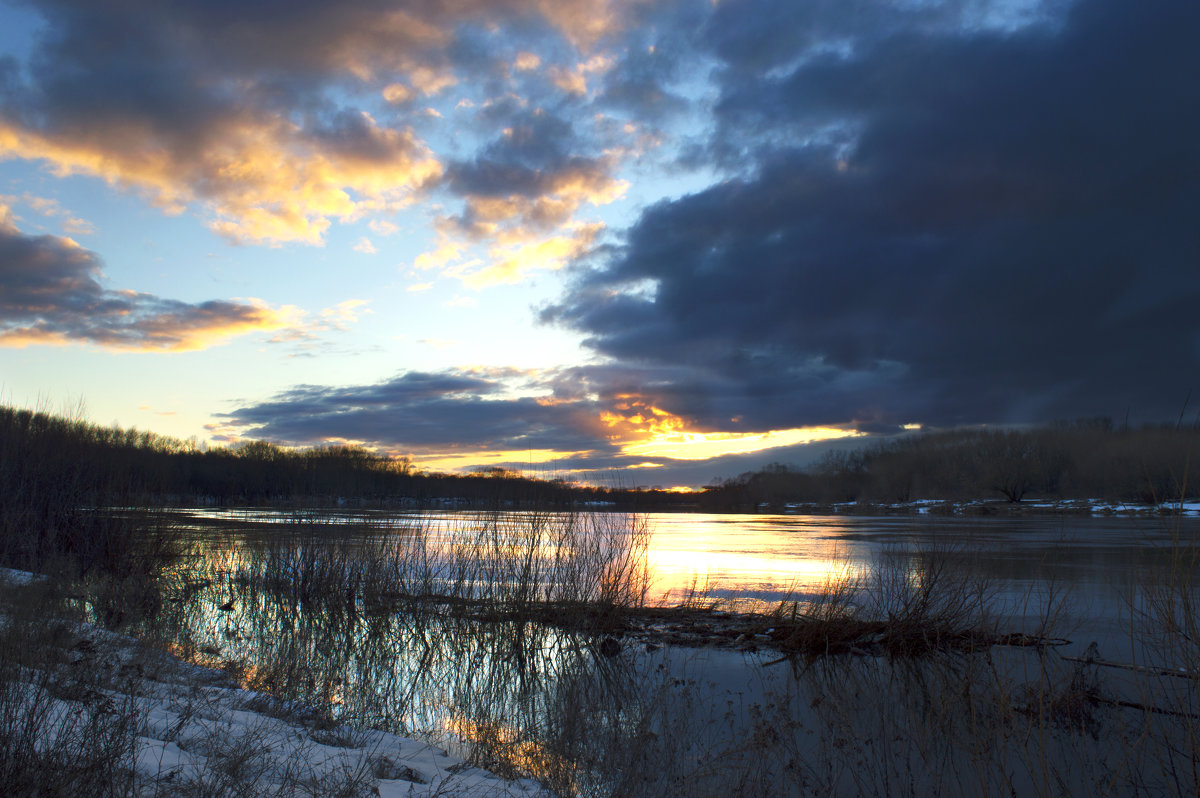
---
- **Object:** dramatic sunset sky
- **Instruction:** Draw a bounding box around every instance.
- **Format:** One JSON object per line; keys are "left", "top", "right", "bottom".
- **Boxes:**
{"left": 1, "top": 0, "right": 1196, "bottom": 487}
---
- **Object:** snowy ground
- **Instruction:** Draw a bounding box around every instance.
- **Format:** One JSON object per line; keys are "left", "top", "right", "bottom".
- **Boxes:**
{"left": 1, "top": 569, "right": 547, "bottom": 797}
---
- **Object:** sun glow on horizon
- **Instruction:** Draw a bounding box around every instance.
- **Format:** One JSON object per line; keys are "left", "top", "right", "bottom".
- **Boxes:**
{"left": 622, "top": 425, "right": 863, "bottom": 460}
{"left": 412, "top": 447, "right": 586, "bottom": 475}
{"left": 600, "top": 396, "right": 863, "bottom": 461}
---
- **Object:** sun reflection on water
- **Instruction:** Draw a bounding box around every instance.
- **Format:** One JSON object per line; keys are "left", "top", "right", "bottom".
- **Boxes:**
{"left": 643, "top": 514, "right": 872, "bottom": 608}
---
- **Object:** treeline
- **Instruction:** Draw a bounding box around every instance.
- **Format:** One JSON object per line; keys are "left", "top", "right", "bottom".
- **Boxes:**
{"left": 7, "top": 405, "right": 1197, "bottom": 556}
{"left": 702, "top": 419, "right": 1199, "bottom": 510}
{"left": 0, "top": 405, "right": 623, "bottom": 514}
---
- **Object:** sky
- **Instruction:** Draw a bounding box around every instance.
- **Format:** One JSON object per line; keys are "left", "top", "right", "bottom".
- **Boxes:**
{"left": 0, "top": 0, "right": 1196, "bottom": 489}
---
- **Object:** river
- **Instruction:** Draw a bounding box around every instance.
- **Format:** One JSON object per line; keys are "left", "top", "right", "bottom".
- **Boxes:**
{"left": 130, "top": 508, "right": 1199, "bottom": 795}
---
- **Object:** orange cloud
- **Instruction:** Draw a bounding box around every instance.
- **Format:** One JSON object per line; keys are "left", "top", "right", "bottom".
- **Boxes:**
{"left": 413, "top": 241, "right": 465, "bottom": 272}
{"left": 110, "top": 300, "right": 303, "bottom": 352}
{"left": 458, "top": 223, "right": 603, "bottom": 288}
{"left": 412, "top": 447, "right": 583, "bottom": 473}
{"left": 533, "top": 0, "right": 632, "bottom": 47}
{"left": 0, "top": 0, "right": 659, "bottom": 251}
{"left": 0, "top": 111, "right": 442, "bottom": 247}
{"left": 408, "top": 66, "right": 458, "bottom": 96}
{"left": 420, "top": 155, "right": 627, "bottom": 287}
{"left": 547, "top": 55, "right": 616, "bottom": 96}
{"left": 623, "top": 426, "right": 863, "bottom": 461}
{"left": 0, "top": 299, "right": 301, "bottom": 353}
{"left": 514, "top": 52, "right": 542, "bottom": 71}
{"left": 600, "top": 396, "right": 864, "bottom": 460}
{"left": 382, "top": 83, "right": 415, "bottom": 104}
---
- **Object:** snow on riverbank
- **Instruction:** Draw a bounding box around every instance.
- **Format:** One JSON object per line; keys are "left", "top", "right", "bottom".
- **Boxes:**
{"left": 1, "top": 571, "right": 546, "bottom": 796}
{"left": 0, "top": 566, "right": 47, "bottom": 585}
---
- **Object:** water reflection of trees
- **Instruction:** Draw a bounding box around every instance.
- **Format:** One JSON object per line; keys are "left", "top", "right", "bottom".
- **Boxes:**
{"left": 134, "top": 524, "right": 665, "bottom": 792}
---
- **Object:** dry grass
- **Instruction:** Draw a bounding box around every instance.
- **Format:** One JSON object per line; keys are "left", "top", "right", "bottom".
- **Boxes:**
{"left": 1129, "top": 506, "right": 1200, "bottom": 792}
{"left": 0, "top": 577, "right": 140, "bottom": 797}
{"left": 220, "top": 509, "right": 652, "bottom": 635}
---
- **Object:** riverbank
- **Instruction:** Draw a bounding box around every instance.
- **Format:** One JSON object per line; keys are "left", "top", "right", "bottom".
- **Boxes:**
{"left": 0, "top": 568, "right": 545, "bottom": 797}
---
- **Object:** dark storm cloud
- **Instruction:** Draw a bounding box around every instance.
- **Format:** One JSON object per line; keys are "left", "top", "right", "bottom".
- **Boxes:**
{"left": 701, "top": 0, "right": 1072, "bottom": 81}
{"left": 13, "top": 0, "right": 607, "bottom": 79}
{"left": 218, "top": 360, "right": 880, "bottom": 481}
{"left": 592, "top": 2, "right": 702, "bottom": 121}
{"left": 0, "top": 209, "right": 292, "bottom": 350}
{"left": 597, "top": 66, "right": 688, "bottom": 122}
{"left": 222, "top": 370, "right": 614, "bottom": 453}
{"left": 433, "top": 105, "right": 627, "bottom": 281}
{"left": 546, "top": 0, "right": 1200, "bottom": 431}
{"left": 445, "top": 110, "right": 579, "bottom": 198}
{"left": 441, "top": 108, "right": 624, "bottom": 226}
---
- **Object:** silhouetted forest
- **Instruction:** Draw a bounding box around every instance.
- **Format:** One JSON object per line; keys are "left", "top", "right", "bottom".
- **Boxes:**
{"left": 3, "top": 405, "right": 1197, "bottom": 564}
{"left": 0, "top": 404, "right": 649, "bottom": 572}
{"left": 0, "top": 405, "right": 620, "bottom": 509}
{"left": 701, "top": 419, "right": 1199, "bottom": 511}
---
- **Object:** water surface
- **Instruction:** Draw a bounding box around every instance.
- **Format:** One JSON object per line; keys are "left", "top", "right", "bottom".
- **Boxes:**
{"left": 137, "top": 508, "right": 1198, "bottom": 794}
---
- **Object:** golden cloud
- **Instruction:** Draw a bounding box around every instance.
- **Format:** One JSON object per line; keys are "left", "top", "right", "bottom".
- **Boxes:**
{"left": 533, "top": 0, "right": 631, "bottom": 47}
{"left": 417, "top": 156, "right": 626, "bottom": 287}
{"left": 0, "top": 0, "right": 666, "bottom": 253}
{"left": 382, "top": 83, "right": 415, "bottom": 104}
{"left": 0, "top": 206, "right": 357, "bottom": 352}
{"left": 514, "top": 52, "right": 542, "bottom": 71}
{"left": 460, "top": 223, "right": 603, "bottom": 288}
{"left": 116, "top": 300, "right": 305, "bottom": 352}
{"left": 547, "top": 55, "right": 615, "bottom": 96}
{"left": 0, "top": 111, "right": 442, "bottom": 247}
{"left": 0, "top": 299, "right": 303, "bottom": 353}
{"left": 408, "top": 66, "right": 459, "bottom": 96}
{"left": 406, "top": 447, "right": 584, "bottom": 474}
{"left": 413, "top": 241, "right": 465, "bottom": 272}
{"left": 599, "top": 396, "right": 864, "bottom": 460}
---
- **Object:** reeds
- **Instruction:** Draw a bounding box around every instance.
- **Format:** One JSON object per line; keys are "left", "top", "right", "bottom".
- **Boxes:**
{"left": 219, "top": 509, "right": 652, "bottom": 634}
{"left": 624, "top": 544, "right": 1007, "bottom": 661}
{"left": 1126, "top": 497, "right": 1200, "bottom": 792}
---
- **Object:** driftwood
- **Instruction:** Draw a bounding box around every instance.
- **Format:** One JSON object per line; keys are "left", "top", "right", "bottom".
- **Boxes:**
{"left": 1093, "top": 696, "right": 1200, "bottom": 719}
{"left": 1062, "top": 654, "right": 1198, "bottom": 680}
